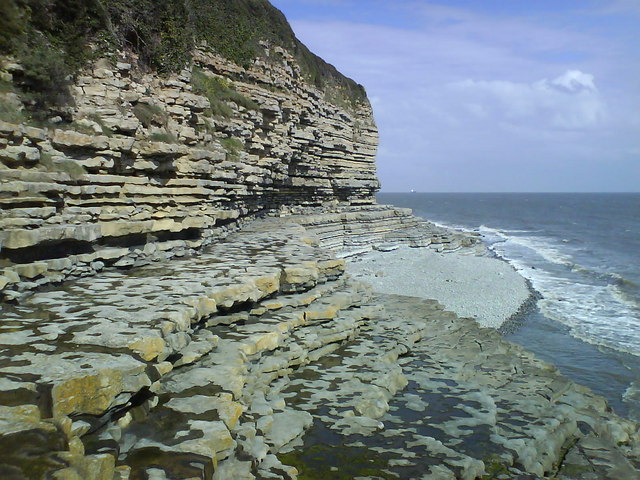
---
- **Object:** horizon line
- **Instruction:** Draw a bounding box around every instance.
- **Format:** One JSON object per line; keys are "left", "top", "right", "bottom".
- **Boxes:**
{"left": 377, "top": 191, "right": 640, "bottom": 194}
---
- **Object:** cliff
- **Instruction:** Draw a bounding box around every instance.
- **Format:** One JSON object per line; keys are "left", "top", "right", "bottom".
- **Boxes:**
{"left": 0, "top": 0, "right": 444, "bottom": 300}
{"left": 2, "top": 2, "right": 638, "bottom": 480}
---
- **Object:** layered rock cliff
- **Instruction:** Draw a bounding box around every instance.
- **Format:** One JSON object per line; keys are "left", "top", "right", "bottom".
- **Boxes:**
{"left": 0, "top": 3, "right": 485, "bottom": 477}
{"left": 3, "top": 3, "right": 638, "bottom": 480}
{"left": 1, "top": 36, "right": 388, "bottom": 298}
{"left": 0, "top": 34, "right": 475, "bottom": 300}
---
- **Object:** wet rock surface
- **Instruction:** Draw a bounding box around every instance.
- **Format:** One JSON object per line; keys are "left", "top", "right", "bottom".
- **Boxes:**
{"left": 1, "top": 218, "right": 638, "bottom": 479}
{"left": 0, "top": 217, "right": 376, "bottom": 478}
{"left": 278, "top": 295, "right": 640, "bottom": 479}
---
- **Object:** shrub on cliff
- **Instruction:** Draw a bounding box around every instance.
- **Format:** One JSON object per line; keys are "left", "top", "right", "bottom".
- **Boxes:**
{"left": 192, "top": 68, "right": 259, "bottom": 118}
{"left": 4, "top": 0, "right": 367, "bottom": 114}
{"left": 132, "top": 103, "right": 168, "bottom": 128}
{"left": 15, "top": 36, "right": 73, "bottom": 112}
{"left": 220, "top": 137, "right": 244, "bottom": 159}
{"left": 5, "top": 0, "right": 107, "bottom": 116}
{"left": 0, "top": 0, "right": 26, "bottom": 52}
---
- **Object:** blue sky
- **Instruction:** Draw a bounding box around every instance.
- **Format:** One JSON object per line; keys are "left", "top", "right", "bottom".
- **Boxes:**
{"left": 270, "top": 0, "right": 640, "bottom": 192}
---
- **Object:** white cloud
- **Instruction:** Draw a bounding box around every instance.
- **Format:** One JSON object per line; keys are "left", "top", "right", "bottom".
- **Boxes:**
{"left": 549, "top": 70, "right": 597, "bottom": 93}
{"left": 285, "top": 4, "right": 640, "bottom": 192}
{"left": 450, "top": 70, "right": 606, "bottom": 129}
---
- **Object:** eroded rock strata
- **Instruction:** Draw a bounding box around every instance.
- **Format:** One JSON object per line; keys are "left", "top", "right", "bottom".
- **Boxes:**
{"left": 0, "top": 43, "right": 384, "bottom": 300}
{"left": 1, "top": 4, "right": 639, "bottom": 479}
{"left": 0, "top": 218, "right": 638, "bottom": 479}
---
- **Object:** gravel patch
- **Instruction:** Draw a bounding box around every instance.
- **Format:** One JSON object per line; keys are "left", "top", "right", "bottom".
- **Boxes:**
{"left": 347, "top": 246, "right": 531, "bottom": 328}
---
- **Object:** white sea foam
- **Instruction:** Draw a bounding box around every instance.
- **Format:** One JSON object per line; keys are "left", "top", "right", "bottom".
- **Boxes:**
{"left": 478, "top": 225, "right": 506, "bottom": 237}
{"left": 427, "top": 219, "right": 470, "bottom": 233}
{"left": 423, "top": 214, "right": 640, "bottom": 356}
{"left": 503, "top": 229, "right": 543, "bottom": 234}
{"left": 500, "top": 235, "right": 574, "bottom": 267}
{"left": 485, "top": 231, "right": 640, "bottom": 356}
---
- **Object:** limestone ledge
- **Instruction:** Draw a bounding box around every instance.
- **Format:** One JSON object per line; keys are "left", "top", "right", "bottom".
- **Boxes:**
{"left": 0, "top": 45, "right": 379, "bottom": 300}
{"left": 0, "top": 197, "right": 478, "bottom": 300}
{"left": 277, "top": 203, "right": 483, "bottom": 256}
{"left": 0, "top": 218, "right": 638, "bottom": 479}
{"left": 0, "top": 219, "right": 372, "bottom": 479}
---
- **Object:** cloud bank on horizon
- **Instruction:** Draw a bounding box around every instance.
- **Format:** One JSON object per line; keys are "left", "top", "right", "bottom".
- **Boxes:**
{"left": 271, "top": 0, "right": 640, "bottom": 192}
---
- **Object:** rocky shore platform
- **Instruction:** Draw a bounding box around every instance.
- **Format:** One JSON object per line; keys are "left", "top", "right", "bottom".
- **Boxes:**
{"left": 1, "top": 217, "right": 639, "bottom": 479}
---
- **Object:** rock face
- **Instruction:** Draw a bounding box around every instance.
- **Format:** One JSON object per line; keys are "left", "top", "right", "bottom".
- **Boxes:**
{"left": 0, "top": 44, "right": 381, "bottom": 299}
{"left": 0, "top": 218, "right": 638, "bottom": 479}
{"left": 1, "top": 8, "right": 638, "bottom": 480}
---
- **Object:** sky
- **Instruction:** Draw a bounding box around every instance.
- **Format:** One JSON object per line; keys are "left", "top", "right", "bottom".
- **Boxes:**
{"left": 270, "top": 0, "right": 640, "bottom": 192}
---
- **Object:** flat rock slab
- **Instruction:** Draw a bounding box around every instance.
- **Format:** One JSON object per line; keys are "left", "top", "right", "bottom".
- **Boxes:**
{"left": 277, "top": 294, "right": 640, "bottom": 479}
{"left": 1, "top": 217, "right": 638, "bottom": 480}
{"left": 0, "top": 218, "right": 343, "bottom": 417}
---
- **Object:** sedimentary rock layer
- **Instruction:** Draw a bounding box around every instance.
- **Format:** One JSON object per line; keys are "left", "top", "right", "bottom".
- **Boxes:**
{"left": 0, "top": 219, "right": 370, "bottom": 478}
{"left": 0, "top": 219, "right": 637, "bottom": 479}
{"left": 0, "top": 44, "right": 379, "bottom": 299}
{"left": 283, "top": 204, "right": 482, "bottom": 255}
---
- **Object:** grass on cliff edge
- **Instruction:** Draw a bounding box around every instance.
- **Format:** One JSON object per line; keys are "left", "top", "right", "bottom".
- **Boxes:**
{"left": 191, "top": 68, "right": 259, "bottom": 118}
{"left": 2, "top": 0, "right": 367, "bottom": 115}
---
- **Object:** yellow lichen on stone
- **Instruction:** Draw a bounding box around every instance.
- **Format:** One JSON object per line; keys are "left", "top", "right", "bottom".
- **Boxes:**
{"left": 254, "top": 273, "right": 281, "bottom": 296}
{"left": 304, "top": 304, "right": 340, "bottom": 321}
{"left": 52, "top": 370, "right": 124, "bottom": 417}
{"left": 282, "top": 262, "right": 319, "bottom": 286}
{"left": 300, "top": 235, "right": 318, "bottom": 246}
{"left": 128, "top": 336, "right": 166, "bottom": 361}
{"left": 318, "top": 259, "right": 345, "bottom": 276}
{"left": 214, "top": 393, "right": 245, "bottom": 429}
{"left": 178, "top": 420, "right": 235, "bottom": 460}
{"left": 241, "top": 331, "right": 280, "bottom": 356}
{"left": 210, "top": 282, "right": 258, "bottom": 309}
{"left": 197, "top": 297, "right": 218, "bottom": 318}
{"left": 0, "top": 404, "right": 42, "bottom": 424}
{"left": 74, "top": 454, "right": 116, "bottom": 480}
{"left": 262, "top": 301, "right": 284, "bottom": 310}
{"left": 14, "top": 262, "right": 48, "bottom": 279}
{"left": 52, "top": 467, "right": 83, "bottom": 480}
{"left": 154, "top": 361, "right": 174, "bottom": 377}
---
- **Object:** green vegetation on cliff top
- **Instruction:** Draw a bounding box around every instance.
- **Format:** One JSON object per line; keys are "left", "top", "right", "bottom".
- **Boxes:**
{"left": 1, "top": 0, "right": 367, "bottom": 113}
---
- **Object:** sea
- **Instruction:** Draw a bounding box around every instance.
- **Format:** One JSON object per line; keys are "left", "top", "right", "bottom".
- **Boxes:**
{"left": 378, "top": 192, "right": 640, "bottom": 422}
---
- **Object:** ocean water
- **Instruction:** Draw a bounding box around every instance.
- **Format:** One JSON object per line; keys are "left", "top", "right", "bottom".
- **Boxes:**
{"left": 378, "top": 192, "right": 640, "bottom": 421}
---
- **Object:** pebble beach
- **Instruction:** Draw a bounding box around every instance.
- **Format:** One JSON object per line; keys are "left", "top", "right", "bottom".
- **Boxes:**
{"left": 347, "top": 245, "right": 532, "bottom": 328}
